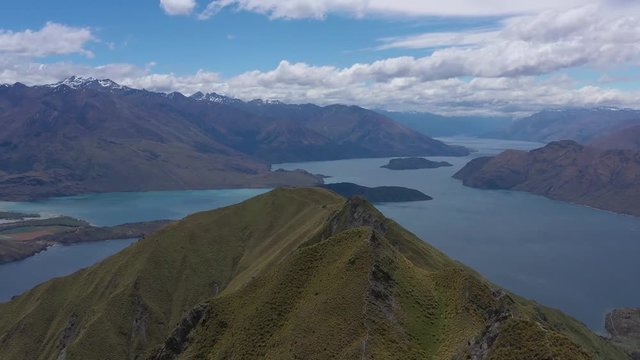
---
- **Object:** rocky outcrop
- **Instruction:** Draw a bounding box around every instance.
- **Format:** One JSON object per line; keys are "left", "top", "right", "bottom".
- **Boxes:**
{"left": 606, "top": 308, "right": 640, "bottom": 359}
{"left": 150, "top": 305, "right": 208, "bottom": 360}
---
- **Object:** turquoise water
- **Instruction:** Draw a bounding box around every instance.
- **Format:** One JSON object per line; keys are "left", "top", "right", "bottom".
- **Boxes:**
{"left": 0, "top": 189, "right": 268, "bottom": 301}
{"left": 276, "top": 137, "right": 640, "bottom": 331}
{"left": 1, "top": 138, "right": 638, "bottom": 331}
{"left": 0, "top": 189, "right": 269, "bottom": 226}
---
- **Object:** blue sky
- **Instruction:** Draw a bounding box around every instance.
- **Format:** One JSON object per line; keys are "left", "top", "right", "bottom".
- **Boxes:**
{"left": 0, "top": 0, "right": 639, "bottom": 116}
{"left": 1, "top": 0, "right": 502, "bottom": 75}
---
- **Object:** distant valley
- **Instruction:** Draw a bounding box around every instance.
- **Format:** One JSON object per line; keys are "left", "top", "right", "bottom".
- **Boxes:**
{"left": 495, "top": 108, "right": 640, "bottom": 146}
{"left": 380, "top": 110, "right": 512, "bottom": 138}
{"left": 0, "top": 77, "right": 467, "bottom": 201}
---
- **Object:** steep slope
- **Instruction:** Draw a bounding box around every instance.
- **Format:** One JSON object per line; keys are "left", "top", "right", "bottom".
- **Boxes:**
{"left": 193, "top": 96, "right": 470, "bottom": 161}
{"left": 454, "top": 141, "right": 640, "bottom": 216}
{"left": 0, "top": 189, "right": 343, "bottom": 359}
{"left": 0, "top": 188, "right": 626, "bottom": 360}
{"left": 0, "top": 80, "right": 320, "bottom": 200}
{"left": 0, "top": 78, "right": 468, "bottom": 199}
{"left": 590, "top": 124, "right": 640, "bottom": 151}
{"left": 496, "top": 108, "right": 640, "bottom": 143}
{"left": 606, "top": 308, "right": 640, "bottom": 359}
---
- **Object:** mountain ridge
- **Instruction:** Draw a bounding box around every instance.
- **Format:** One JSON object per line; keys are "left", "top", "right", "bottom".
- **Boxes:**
{"left": 454, "top": 141, "right": 640, "bottom": 216}
{"left": 0, "top": 188, "right": 627, "bottom": 359}
{"left": 0, "top": 77, "right": 467, "bottom": 200}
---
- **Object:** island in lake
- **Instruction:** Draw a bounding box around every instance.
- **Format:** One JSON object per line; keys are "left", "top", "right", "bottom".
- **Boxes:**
{"left": 381, "top": 157, "right": 453, "bottom": 170}
{"left": 0, "top": 215, "right": 172, "bottom": 263}
{"left": 320, "top": 183, "right": 432, "bottom": 202}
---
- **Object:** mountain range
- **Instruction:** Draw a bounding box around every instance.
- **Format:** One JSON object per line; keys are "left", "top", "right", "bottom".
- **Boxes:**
{"left": 454, "top": 140, "right": 640, "bottom": 216}
{"left": 0, "top": 188, "right": 627, "bottom": 359}
{"left": 495, "top": 108, "right": 640, "bottom": 146}
{"left": 0, "top": 77, "right": 467, "bottom": 200}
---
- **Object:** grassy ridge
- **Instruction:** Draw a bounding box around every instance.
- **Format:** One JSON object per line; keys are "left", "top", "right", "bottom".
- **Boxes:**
{"left": 0, "top": 188, "right": 342, "bottom": 359}
{"left": 0, "top": 188, "right": 628, "bottom": 359}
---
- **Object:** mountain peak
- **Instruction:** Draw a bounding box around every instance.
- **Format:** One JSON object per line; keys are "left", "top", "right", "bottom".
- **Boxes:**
{"left": 248, "top": 98, "right": 285, "bottom": 106}
{"left": 48, "top": 76, "right": 126, "bottom": 91}
{"left": 189, "top": 91, "right": 242, "bottom": 104}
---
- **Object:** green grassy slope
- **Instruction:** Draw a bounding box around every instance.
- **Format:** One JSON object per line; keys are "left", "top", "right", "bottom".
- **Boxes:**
{"left": 0, "top": 188, "right": 343, "bottom": 360}
{"left": 154, "top": 197, "right": 626, "bottom": 360}
{"left": 0, "top": 189, "right": 628, "bottom": 360}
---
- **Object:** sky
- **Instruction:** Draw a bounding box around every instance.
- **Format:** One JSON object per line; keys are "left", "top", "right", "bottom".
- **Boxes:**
{"left": 1, "top": 0, "right": 639, "bottom": 116}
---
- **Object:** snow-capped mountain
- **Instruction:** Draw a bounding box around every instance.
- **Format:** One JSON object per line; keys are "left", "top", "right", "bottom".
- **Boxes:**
{"left": 47, "top": 76, "right": 129, "bottom": 92}
{"left": 189, "top": 91, "right": 243, "bottom": 105}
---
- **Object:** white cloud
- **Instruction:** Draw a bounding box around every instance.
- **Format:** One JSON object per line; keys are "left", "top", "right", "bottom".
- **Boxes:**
{"left": 377, "top": 30, "right": 500, "bottom": 50}
{"left": 199, "top": 0, "right": 596, "bottom": 20}
{"left": 0, "top": 22, "right": 95, "bottom": 58}
{"left": 4, "top": 55, "right": 637, "bottom": 117}
{"left": 2, "top": 4, "right": 640, "bottom": 117}
{"left": 160, "top": 0, "right": 197, "bottom": 15}
{"left": 375, "top": 4, "right": 640, "bottom": 77}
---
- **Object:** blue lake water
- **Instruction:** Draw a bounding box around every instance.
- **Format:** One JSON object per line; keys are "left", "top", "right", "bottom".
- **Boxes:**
{"left": 276, "top": 137, "right": 640, "bottom": 332}
{"left": 0, "top": 188, "right": 268, "bottom": 226}
{"left": 0, "top": 138, "right": 638, "bottom": 331}
{"left": 0, "top": 189, "right": 268, "bottom": 301}
{"left": 0, "top": 239, "right": 137, "bottom": 301}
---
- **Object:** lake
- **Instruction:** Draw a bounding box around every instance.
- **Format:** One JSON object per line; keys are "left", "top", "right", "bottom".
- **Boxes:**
{"left": 0, "top": 188, "right": 268, "bottom": 301}
{"left": 1, "top": 137, "right": 638, "bottom": 331}
{"left": 0, "top": 239, "right": 137, "bottom": 301}
{"left": 276, "top": 137, "right": 640, "bottom": 332}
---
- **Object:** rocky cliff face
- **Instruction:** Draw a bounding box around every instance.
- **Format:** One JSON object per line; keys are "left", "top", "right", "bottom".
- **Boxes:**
{"left": 454, "top": 140, "right": 640, "bottom": 216}
{"left": 606, "top": 308, "right": 640, "bottom": 359}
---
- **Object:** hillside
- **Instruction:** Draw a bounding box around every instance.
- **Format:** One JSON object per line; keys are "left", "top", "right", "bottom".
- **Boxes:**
{"left": 193, "top": 96, "right": 470, "bottom": 162}
{"left": 590, "top": 124, "right": 640, "bottom": 151}
{"left": 454, "top": 141, "right": 640, "bottom": 216}
{"left": 0, "top": 188, "right": 627, "bottom": 359}
{"left": 496, "top": 108, "right": 640, "bottom": 143}
{"left": 0, "top": 77, "right": 467, "bottom": 200}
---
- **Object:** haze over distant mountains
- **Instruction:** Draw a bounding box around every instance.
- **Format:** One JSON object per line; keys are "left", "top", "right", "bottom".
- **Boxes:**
{"left": 496, "top": 108, "right": 640, "bottom": 146}
{"left": 383, "top": 108, "right": 640, "bottom": 152}
{"left": 0, "top": 77, "right": 467, "bottom": 200}
{"left": 379, "top": 110, "right": 512, "bottom": 138}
